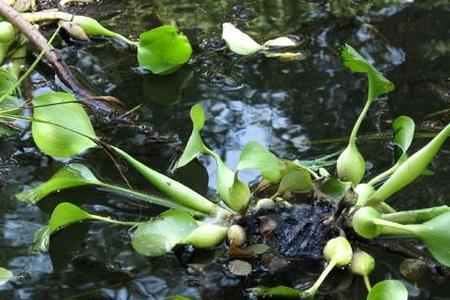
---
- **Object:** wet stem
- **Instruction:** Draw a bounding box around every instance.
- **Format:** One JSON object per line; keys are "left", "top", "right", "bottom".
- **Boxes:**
{"left": 363, "top": 275, "right": 371, "bottom": 292}
{"left": 372, "top": 218, "right": 417, "bottom": 235}
{"left": 99, "top": 183, "right": 207, "bottom": 217}
{"left": 303, "top": 259, "right": 337, "bottom": 296}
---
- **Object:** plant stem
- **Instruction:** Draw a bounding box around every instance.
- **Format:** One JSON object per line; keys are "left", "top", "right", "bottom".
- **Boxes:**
{"left": 379, "top": 202, "right": 396, "bottom": 213}
{"left": 380, "top": 206, "right": 450, "bottom": 224}
{"left": 303, "top": 260, "right": 337, "bottom": 296}
{"left": 22, "top": 11, "right": 139, "bottom": 47}
{"left": 112, "top": 146, "right": 219, "bottom": 216}
{"left": 368, "top": 162, "right": 399, "bottom": 186}
{"left": 363, "top": 275, "right": 371, "bottom": 292}
{"left": 99, "top": 183, "right": 206, "bottom": 216}
{"left": 372, "top": 218, "right": 417, "bottom": 235}
{"left": 89, "top": 214, "right": 141, "bottom": 226}
{"left": 349, "top": 95, "right": 372, "bottom": 145}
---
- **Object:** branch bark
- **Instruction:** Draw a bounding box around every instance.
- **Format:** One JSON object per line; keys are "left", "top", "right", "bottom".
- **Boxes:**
{"left": 0, "top": 1, "right": 116, "bottom": 112}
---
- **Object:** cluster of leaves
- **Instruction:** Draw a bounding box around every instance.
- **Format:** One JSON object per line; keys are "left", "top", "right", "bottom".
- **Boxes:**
{"left": 1, "top": 5, "right": 450, "bottom": 298}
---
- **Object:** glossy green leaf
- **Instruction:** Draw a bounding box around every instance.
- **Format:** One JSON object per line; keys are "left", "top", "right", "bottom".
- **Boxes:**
{"left": 48, "top": 202, "right": 93, "bottom": 234}
{"left": 173, "top": 104, "right": 249, "bottom": 212}
{"left": 137, "top": 25, "right": 192, "bottom": 75}
{"left": 413, "top": 212, "right": 450, "bottom": 267}
{"left": 341, "top": 44, "right": 394, "bottom": 101}
{"left": 32, "top": 225, "right": 50, "bottom": 253}
{"left": 16, "top": 163, "right": 102, "bottom": 204}
{"left": 0, "top": 267, "right": 13, "bottom": 286}
{"left": 367, "top": 280, "right": 408, "bottom": 300}
{"left": 229, "top": 173, "right": 251, "bottom": 213}
{"left": 132, "top": 210, "right": 198, "bottom": 257}
{"left": 222, "top": 23, "right": 262, "bottom": 55}
{"left": 236, "top": 141, "right": 282, "bottom": 182}
{"left": 315, "top": 177, "right": 351, "bottom": 200}
{"left": 251, "top": 286, "right": 301, "bottom": 298}
{"left": 212, "top": 159, "right": 233, "bottom": 200}
{"left": 277, "top": 168, "right": 312, "bottom": 195}
{"left": 368, "top": 123, "right": 450, "bottom": 205}
{"left": 174, "top": 104, "right": 209, "bottom": 169}
{"left": 32, "top": 92, "right": 97, "bottom": 158}
{"left": 392, "top": 116, "right": 415, "bottom": 155}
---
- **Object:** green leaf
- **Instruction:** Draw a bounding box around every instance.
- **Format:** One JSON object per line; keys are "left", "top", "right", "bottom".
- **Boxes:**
{"left": 137, "top": 25, "right": 192, "bottom": 75}
{"left": 132, "top": 210, "right": 198, "bottom": 257}
{"left": 277, "top": 162, "right": 312, "bottom": 195}
{"left": 215, "top": 158, "right": 241, "bottom": 207}
{"left": 367, "top": 280, "right": 408, "bottom": 300}
{"left": 48, "top": 202, "right": 93, "bottom": 234}
{"left": 229, "top": 173, "right": 251, "bottom": 213}
{"left": 174, "top": 104, "right": 209, "bottom": 169}
{"left": 315, "top": 177, "right": 351, "bottom": 200}
{"left": 0, "top": 267, "right": 13, "bottom": 286}
{"left": 368, "top": 123, "right": 450, "bottom": 205}
{"left": 236, "top": 141, "right": 282, "bottom": 182}
{"left": 251, "top": 286, "right": 301, "bottom": 298}
{"left": 32, "top": 92, "right": 97, "bottom": 158}
{"left": 174, "top": 104, "right": 249, "bottom": 212}
{"left": 32, "top": 225, "right": 50, "bottom": 253}
{"left": 392, "top": 116, "right": 415, "bottom": 156}
{"left": 414, "top": 212, "right": 450, "bottom": 267}
{"left": 222, "top": 23, "right": 262, "bottom": 55}
{"left": 0, "top": 68, "right": 16, "bottom": 100}
{"left": 341, "top": 44, "right": 394, "bottom": 101}
{"left": 16, "top": 163, "right": 102, "bottom": 204}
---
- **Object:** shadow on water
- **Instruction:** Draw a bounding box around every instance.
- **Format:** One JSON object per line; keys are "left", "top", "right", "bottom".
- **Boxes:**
{"left": 1, "top": 0, "right": 450, "bottom": 299}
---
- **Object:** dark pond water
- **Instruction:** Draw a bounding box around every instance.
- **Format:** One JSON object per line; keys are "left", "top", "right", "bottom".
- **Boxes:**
{"left": 1, "top": 0, "right": 450, "bottom": 299}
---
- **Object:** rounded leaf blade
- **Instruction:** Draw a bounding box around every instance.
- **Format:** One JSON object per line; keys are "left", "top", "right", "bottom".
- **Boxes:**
{"left": 132, "top": 210, "right": 198, "bottom": 257}
{"left": 48, "top": 202, "right": 93, "bottom": 234}
{"left": 367, "top": 280, "right": 408, "bottom": 300}
{"left": 137, "top": 25, "right": 192, "bottom": 75}
{"left": 32, "top": 92, "right": 97, "bottom": 158}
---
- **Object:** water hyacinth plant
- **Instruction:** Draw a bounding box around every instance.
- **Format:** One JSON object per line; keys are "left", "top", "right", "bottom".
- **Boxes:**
{"left": 2, "top": 33, "right": 450, "bottom": 299}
